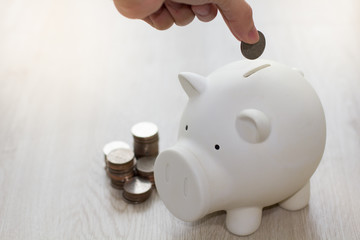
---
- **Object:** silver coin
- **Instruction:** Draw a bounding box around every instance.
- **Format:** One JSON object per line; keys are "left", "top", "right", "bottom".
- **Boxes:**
{"left": 131, "top": 122, "right": 158, "bottom": 139}
{"left": 111, "top": 180, "right": 126, "bottom": 190}
{"left": 107, "top": 168, "right": 135, "bottom": 182}
{"left": 103, "top": 141, "right": 130, "bottom": 156}
{"left": 123, "top": 176, "right": 152, "bottom": 195}
{"left": 136, "top": 157, "right": 156, "bottom": 174}
{"left": 107, "top": 148, "right": 134, "bottom": 165}
{"left": 241, "top": 31, "right": 266, "bottom": 60}
{"left": 122, "top": 190, "right": 152, "bottom": 204}
{"left": 133, "top": 141, "right": 158, "bottom": 158}
{"left": 108, "top": 162, "right": 135, "bottom": 174}
{"left": 122, "top": 176, "right": 152, "bottom": 203}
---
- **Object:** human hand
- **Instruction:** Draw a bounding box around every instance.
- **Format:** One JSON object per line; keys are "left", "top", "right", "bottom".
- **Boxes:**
{"left": 113, "top": 0, "right": 259, "bottom": 44}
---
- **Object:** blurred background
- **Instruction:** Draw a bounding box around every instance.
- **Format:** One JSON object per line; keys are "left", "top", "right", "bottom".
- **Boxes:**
{"left": 0, "top": 0, "right": 359, "bottom": 239}
{"left": 1, "top": 0, "right": 359, "bottom": 147}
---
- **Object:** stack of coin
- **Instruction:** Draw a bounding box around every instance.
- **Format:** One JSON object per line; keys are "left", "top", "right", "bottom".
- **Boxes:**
{"left": 136, "top": 156, "right": 156, "bottom": 186}
{"left": 123, "top": 177, "right": 152, "bottom": 203}
{"left": 103, "top": 141, "right": 131, "bottom": 168}
{"left": 131, "top": 122, "right": 159, "bottom": 158}
{"left": 106, "top": 148, "right": 135, "bottom": 189}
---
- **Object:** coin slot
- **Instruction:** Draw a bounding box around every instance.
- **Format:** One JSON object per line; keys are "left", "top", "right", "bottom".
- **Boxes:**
{"left": 183, "top": 177, "right": 189, "bottom": 198}
{"left": 243, "top": 64, "right": 271, "bottom": 78}
{"left": 185, "top": 125, "right": 188, "bottom": 131}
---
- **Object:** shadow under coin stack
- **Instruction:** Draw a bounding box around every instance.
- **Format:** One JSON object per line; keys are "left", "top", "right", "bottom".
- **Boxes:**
{"left": 106, "top": 148, "right": 135, "bottom": 189}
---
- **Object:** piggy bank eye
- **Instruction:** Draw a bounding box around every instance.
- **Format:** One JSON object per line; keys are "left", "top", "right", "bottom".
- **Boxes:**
{"left": 215, "top": 144, "right": 220, "bottom": 150}
{"left": 185, "top": 125, "right": 188, "bottom": 131}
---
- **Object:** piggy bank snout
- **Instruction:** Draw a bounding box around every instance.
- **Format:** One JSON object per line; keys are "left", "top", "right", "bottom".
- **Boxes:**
{"left": 154, "top": 146, "right": 210, "bottom": 221}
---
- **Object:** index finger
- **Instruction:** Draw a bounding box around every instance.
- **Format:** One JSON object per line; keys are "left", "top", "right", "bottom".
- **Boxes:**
{"left": 217, "top": 0, "right": 259, "bottom": 43}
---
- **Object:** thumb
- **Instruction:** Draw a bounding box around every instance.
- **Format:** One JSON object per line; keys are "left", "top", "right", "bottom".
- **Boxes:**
{"left": 216, "top": 0, "right": 259, "bottom": 44}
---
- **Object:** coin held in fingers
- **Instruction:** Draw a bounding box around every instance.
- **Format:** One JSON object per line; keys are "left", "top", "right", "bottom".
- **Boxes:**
{"left": 241, "top": 31, "right": 266, "bottom": 60}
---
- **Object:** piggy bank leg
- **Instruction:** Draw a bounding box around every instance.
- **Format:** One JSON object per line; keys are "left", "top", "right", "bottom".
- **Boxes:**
{"left": 226, "top": 207, "right": 262, "bottom": 236}
{"left": 279, "top": 181, "right": 310, "bottom": 211}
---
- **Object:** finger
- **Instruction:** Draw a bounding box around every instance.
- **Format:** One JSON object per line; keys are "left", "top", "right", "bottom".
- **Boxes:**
{"left": 164, "top": 0, "right": 195, "bottom": 26}
{"left": 216, "top": 0, "right": 259, "bottom": 43}
{"left": 171, "top": 0, "right": 209, "bottom": 4}
{"left": 143, "top": 16, "right": 154, "bottom": 26}
{"left": 172, "top": 0, "right": 258, "bottom": 43}
{"left": 148, "top": 5, "right": 175, "bottom": 30}
{"left": 113, "top": 0, "right": 164, "bottom": 19}
{"left": 191, "top": 3, "right": 217, "bottom": 22}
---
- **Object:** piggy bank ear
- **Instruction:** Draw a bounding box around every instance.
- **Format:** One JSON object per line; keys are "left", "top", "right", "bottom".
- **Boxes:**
{"left": 236, "top": 109, "right": 271, "bottom": 143}
{"left": 178, "top": 72, "right": 207, "bottom": 98}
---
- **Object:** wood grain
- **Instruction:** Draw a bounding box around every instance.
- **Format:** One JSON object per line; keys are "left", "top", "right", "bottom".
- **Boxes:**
{"left": 0, "top": 0, "right": 359, "bottom": 239}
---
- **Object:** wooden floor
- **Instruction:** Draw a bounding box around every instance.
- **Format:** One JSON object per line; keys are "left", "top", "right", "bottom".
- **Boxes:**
{"left": 1, "top": 0, "right": 359, "bottom": 239}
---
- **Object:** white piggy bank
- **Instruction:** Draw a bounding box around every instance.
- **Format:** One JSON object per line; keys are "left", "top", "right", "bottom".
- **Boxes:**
{"left": 154, "top": 59, "right": 326, "bottom": 236}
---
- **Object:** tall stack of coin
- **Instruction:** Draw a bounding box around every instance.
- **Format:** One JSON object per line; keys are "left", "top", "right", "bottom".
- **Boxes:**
{"left": 123, "top": 177, "right": 152, "bottom": 203}
{"left": 136, "top": 156, "right": 156, "bottom": 186}
{"left": 131, "top": 122, "right": 159, "bottom": 158}
{"left": 106, "top": 148, "right": 135, "bottom": 189}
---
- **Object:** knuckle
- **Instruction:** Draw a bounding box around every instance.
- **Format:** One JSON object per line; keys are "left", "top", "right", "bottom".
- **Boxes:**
{"left": 175, "top": 15, "right": 195, "bottom": 26}
{"left": 114, "top": 0, "right": 162, "bottom": 19}
{"left": 155, "top": 22, "right": 173, "bottom": 30}
{"left": 243, "top": 3, "right": 253, "bottom": 20}
{"left": 113, "top": 0, "right": 138, "bottom": 18}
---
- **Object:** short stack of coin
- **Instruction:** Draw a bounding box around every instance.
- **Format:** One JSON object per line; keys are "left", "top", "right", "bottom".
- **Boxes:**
{"left": 122, "top": 177, "right": 153, "bottom": 203}
{"left": 106, "top": 148, "right": 136, "bottom": 189}
{"left": 136, "top": 156, "right": 156, "bottom": 186}
{"left": 131, "top": 122, "right": 159, "bottom": 158}
{"left": 103, "top": 141, "right": 131, "bottom": 168}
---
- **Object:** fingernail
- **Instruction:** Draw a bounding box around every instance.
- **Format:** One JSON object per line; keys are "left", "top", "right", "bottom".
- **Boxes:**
{"left": 247, "top": 27, "right": 259, "bottom": 43}
{"left": 193, "top": 4, "right": 211, "bottom": 17}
